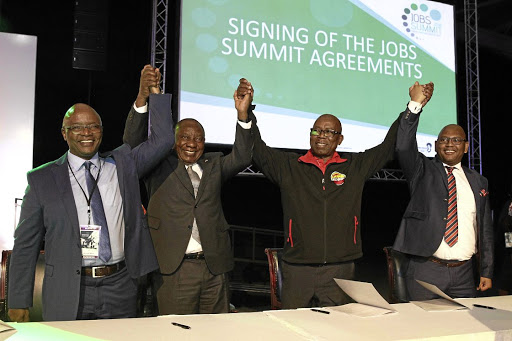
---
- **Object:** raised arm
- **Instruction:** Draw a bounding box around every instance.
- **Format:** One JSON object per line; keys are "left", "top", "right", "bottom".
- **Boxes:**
{"left": 214, "top": 81, "right": 255, "bottom": 181}
{"left": 236, "top": 78, "right": 291, "bottom": 186}
{"left": 123, "top": 65, "right": 161, "bottom": 148}
{"left": 396, "top": 81, "right": 434, "bottom": 185}
{"left": 360, "top": 81, "right": 433, "bottom": 179}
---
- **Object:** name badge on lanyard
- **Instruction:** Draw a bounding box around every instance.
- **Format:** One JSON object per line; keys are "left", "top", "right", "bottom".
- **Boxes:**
{"left": 80, "top": 225, "right": 102, "bottom": 258}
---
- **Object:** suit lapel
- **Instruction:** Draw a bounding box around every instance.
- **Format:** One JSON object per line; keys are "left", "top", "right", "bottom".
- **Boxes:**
{"left": 52, "top": 153, "right": 80, "bottom": 238}
{"left": 196, "top": 156, "right": 212, "bottom": 201}
{"left": 433, "top": 158, "right": 449, "bottom": 189}
{"left": 176, "top": 160, "right": 195, "bottom": 197}
{"left": 462, "top": 166, "right": 481, "bottom": 210}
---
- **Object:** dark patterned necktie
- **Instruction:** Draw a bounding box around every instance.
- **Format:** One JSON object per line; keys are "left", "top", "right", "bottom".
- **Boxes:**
{"left": 84, "top": 161, "right": 112, "bottom": 262}
{"left": 444, "top": 166, "right": 458, "bottom": 247}
{"left": 187, "top": 166, "right": 201, "bottom": 244}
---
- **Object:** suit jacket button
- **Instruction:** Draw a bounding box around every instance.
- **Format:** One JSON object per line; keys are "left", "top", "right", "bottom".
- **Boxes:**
{"left": 188, "top": 225, "right": 192, "bottom": 229}
{"left": 443, "top": 217, "right": 447, "bottom": 221}
{"left": 195, "top": 205, "right": 198, "bottom": 208}
{"left": 444, "top": 198, "right": 448, "bottom": 201}
{"left": 76, "top": 270, "right": 80, "bottom": 275}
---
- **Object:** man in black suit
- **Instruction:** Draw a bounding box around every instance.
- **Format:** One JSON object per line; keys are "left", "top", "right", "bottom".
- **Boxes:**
{"left": 8, "top": 65, "right": 173, "bottom": 321}
{"left": 393, "top": 82, "right": 493, "bottom": 300}
{"left": 123, "top": 83, "right": 254, "bottom": 314}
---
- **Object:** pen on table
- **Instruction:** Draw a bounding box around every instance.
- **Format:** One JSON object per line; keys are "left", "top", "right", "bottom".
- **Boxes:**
{"left": 172, "top": 322, "right": 191, "bottom": 329}
{"left": 311, "top": 308, "right": 330, "bottom": 314}
{"left": 473, "top": 304, "right": 496, "bottom": 310}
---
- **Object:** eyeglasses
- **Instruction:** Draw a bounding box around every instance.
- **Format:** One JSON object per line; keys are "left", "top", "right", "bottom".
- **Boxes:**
{"left": 310, "top": 128, "right": 341, "bottom": 138}
{"left": 179, "top": 135, "right": 204, "bottom": 143}
{"left": 63, "top": 124, "right": 102, "bottom": 134}
{"left": 437, "top": 137, "right": 466, "bottom": 145}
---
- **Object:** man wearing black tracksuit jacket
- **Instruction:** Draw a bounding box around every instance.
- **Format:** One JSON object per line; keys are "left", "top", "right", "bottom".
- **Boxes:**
{"left": 237, "top": 79, "right": 433, "bottom": 308}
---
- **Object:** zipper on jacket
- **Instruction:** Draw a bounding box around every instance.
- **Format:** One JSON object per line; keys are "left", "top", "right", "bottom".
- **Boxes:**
{"left": 354, "top": 216, "right": 358, "bottom": 244}
{"left": 323, "top": 199, "right": 327, "bottom": 263}
{"left": 287, "top": 219, "right": 294, "bottom": 247}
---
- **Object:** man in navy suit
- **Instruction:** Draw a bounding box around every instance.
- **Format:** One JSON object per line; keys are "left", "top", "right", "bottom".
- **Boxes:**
{"left": 8, "top": 65, "right": 173, "bottom": 321}
{"left": 393, "top": 82, "right": 493, "bottom": 300}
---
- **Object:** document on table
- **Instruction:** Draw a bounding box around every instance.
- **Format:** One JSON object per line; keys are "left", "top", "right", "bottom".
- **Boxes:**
{"left": 0, "top": 321, "right": 14, "bottom": 332}
{"left": 411, "top": 280, "right": 470, "bottom": 312}
{"left": 331, "top": 279, "right": 397, "bottom": 317}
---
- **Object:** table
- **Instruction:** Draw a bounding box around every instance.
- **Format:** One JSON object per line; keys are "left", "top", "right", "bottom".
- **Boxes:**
{"left": 1, "top": 296, "right": 511, "bottom": 340}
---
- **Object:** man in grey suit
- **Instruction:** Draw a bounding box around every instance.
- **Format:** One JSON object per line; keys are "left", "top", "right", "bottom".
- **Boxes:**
{"left": 123, "top": 85, "right": 254, "bottom": 315}
{"left": 393, "top": 82, "right": 493, "bottom": 300}
{"left": 8, "top": 65, "right": 173, "bottom": 321}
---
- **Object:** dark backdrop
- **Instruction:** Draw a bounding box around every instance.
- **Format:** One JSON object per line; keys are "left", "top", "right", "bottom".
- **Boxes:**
{"left": 1, "top": 0, "right": 510, "bottom": 266}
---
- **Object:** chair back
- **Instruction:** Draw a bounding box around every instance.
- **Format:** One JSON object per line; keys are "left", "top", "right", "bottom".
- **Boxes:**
{"left": 383, "top": 246, "right": 409, "bottom": 303}
{"left": 1, "top": 250, "right": 45, "bottom": 321}
{"left": 264, "top": 248, "right": 284, "bottom": 310}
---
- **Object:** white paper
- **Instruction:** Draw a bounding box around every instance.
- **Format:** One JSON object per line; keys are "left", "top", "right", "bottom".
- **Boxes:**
{"left": 411, "top": 280, "right": 470, "bottom": 311}
{"left": 333, "top": 279, "right": 396, "bottom": 316}
{"left": 329, "top": 303, "right": 397, "bottom": 318}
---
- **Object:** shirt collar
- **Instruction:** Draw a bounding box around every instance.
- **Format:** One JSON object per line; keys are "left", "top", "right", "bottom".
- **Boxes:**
{"left": 298, "top": 150, "right": 347, "bottom": 173}
{"left": 442, "top": 162, "right": 462, "bottom": 171}
{"left": 67, "top": 151, "right": 100, "bottom": 171}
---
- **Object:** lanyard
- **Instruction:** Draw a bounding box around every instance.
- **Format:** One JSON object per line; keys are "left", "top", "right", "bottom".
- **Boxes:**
{"left": 68, "top": 159, "right": 102, "bottom": 225}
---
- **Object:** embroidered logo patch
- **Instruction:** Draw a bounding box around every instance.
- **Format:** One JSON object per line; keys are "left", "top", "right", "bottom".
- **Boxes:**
{"left": 331, "top": 171, "right": 346, "bottom": 186}
{"left": 479, "top": 189, "right": 489, "bottom": 197}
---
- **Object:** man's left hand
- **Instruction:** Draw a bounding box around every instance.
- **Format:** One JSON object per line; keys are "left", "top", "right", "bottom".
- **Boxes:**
{"left": 477, "top": 277, "right": 492, "bottom": 291}
{"left": 234, "top": 78, "right": 254, "bottom": 121}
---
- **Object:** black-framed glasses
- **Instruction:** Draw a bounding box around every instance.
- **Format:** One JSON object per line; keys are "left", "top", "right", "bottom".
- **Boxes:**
{"left": 63, "top": 124, "right": 102, "bottom": 134}
{"left": 310, "top": 128, "right": 341, "bottom": 138}
{"left": 437, "top": 137, "right": 466, "bottom": 145}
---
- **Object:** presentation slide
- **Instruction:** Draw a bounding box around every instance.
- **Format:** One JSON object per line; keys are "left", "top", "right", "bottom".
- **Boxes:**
{"left": 179, "top": 0, "right": 456, "bottom": 156}
{"left": 0, "top": 32, "right": 37, "bottom": 251}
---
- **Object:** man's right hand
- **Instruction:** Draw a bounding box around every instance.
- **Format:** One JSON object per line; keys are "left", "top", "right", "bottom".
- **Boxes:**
{"left": 8, "top": 308, "right": 30, "bottom": 322}
{"left": 409, "top": 81, "right": 434, "bottom": 108}
{"left": 236, "top": 78, "right": 253, "bottom": 100}
{"left": 135, "top": 65, "right": 161, "bottom": 107}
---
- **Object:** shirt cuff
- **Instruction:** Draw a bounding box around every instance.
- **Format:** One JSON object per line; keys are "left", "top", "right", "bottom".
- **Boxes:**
{"left": 408, "top": 101, "right": 422, "bottom": 114}
{"left": 133, "top": 102, "right": 148, "bottom": 113}
{"left": 237, "top": 120, "right": 252, "bottom": 129}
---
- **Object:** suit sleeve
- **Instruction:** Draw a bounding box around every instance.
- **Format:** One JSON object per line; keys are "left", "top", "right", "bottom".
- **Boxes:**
{"left": 8, "top": 174, "right": 45, "bottom": 309}
{"left": 249, "top": 111, "right": 289, "bottom": 186}
{"left": 130, "top": 94, "right": 174, "bottom": 178}
{"left": 219, "top": 120, "right": 254, "bottom": 182}
{"left": 395, "top": 108, "right": 425, "bottom": 190}
{"left": 123, "top": 105, "right": 150, "bottom": 148}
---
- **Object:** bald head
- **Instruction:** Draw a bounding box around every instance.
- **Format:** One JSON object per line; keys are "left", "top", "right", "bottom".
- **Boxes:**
{"left": 175, "top": 118, "right": 204, "bottom": 139}
{"left": 314, "top": 114, "right": 342, "bottom": 134}
{"left": 438, "top": 124, "right": 466, "bottom": 140}
{"left": 62, "top": 103, "right": 102, "bottom": 128}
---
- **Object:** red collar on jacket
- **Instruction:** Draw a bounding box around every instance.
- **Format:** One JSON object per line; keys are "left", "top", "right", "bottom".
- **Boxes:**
{"left": 298, "top": 150, "right": 347, "bottom": 174}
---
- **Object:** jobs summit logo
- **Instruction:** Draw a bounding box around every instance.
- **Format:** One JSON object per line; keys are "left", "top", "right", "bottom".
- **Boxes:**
{"left": 401, "top": 3, "right": 442, "bottom": 40}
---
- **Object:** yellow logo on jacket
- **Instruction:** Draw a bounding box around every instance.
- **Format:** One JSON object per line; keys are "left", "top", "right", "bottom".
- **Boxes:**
{"left": 330, "top": 171, "right": 346, "bottom": 186}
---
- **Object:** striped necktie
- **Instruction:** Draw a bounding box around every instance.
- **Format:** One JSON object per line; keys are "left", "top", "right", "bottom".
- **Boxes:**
{"left": 444, "top": 166, "right": 458, "bottom": 247}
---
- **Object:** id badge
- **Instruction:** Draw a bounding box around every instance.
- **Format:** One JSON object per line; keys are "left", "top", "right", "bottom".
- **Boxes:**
{"left": 80, "top": 225, "right": 101, "bottom": 258}
{"left": 505, "top": 232, "right": 512, "bottom": 249}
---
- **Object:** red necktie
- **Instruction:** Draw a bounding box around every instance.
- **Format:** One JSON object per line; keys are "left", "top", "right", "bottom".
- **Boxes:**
{"left": 444, "top": 166, "right": 458, "bottom": 247}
